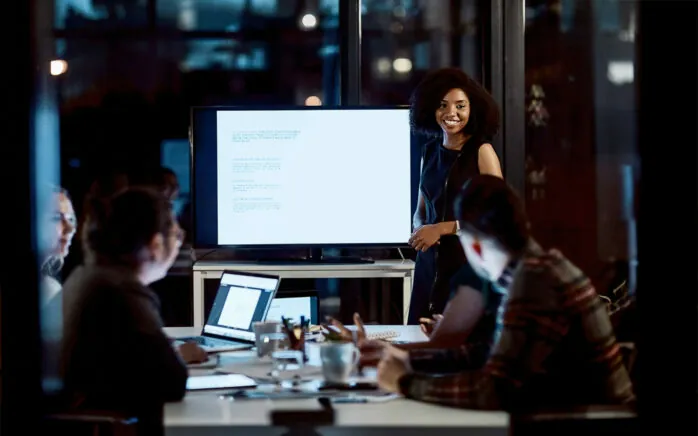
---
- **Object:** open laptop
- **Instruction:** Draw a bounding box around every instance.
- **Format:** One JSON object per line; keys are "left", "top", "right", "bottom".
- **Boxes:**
{"left": 266, "top": 290, "right": 319, "bottom": 325}
{"left": 175, "top": 271, "right": 280, "bottom": 352}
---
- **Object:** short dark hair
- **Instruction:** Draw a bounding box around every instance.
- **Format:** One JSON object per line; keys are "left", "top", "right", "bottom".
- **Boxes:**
{"left": 409, "top": 68, "right": 500, "bottom": 140}
{"left": 82, "top": 187, "right": 174, "bottom": 266}
{"left": 454, "top": 175, "right": 529, "bottom": 253}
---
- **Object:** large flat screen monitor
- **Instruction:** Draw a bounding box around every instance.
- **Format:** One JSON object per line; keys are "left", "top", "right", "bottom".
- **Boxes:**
{"left": 191, "top": 106, "right": 418, "bottom": 249}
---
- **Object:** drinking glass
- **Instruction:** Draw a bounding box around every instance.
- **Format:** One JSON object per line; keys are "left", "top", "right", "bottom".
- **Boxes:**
{"left": 258, "top": 332, "right": 304, "bottom": 382}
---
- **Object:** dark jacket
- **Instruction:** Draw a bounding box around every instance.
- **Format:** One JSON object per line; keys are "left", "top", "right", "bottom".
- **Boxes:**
{"left": 60, "top": 265, "right": 188, "bottom": 435}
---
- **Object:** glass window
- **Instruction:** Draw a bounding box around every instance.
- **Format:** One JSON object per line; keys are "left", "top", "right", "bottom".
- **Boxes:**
{"left": 157, "top": 0, "right": 321, "bottom": 30}
{"left": 54, "top": 0, "right": 341, "bottom": 326}
{"left": 361, "top": 0, "right": 483, "bottom": 105}
{"left": 524, "top": 0, "right": 638, "bottom": 297}
{"left": 55, "top": 0, "right": 340, "bottom": 186}
{"left": 55, "top": 0, "right": 149, "bottom": 29}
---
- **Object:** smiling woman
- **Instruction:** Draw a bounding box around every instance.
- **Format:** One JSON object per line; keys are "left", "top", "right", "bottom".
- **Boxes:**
{"left": 41, "top": 186, "right": 77, "bottom": 304}
{"left": 407, "top": 67, "right": 503, "bottom": 324}
{"left": 40, "top": 185, "right": 77, "bottom": 394}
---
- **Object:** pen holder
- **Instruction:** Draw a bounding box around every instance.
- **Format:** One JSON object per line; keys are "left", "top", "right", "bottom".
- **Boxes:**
{"left": 281, "top": 318, "right": 309, "bottom": 363}
{"left": 290, "top": 326, "right": 308, "bottom": 363}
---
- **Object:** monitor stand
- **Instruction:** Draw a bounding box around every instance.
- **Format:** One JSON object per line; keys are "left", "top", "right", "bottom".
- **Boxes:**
{"left": 256, "top": 248, "right": 374, "bottom": 265}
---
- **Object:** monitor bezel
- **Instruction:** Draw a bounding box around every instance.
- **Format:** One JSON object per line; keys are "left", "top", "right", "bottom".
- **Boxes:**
{"left": 190, "top": 105, "right": 420, "bottom": 250}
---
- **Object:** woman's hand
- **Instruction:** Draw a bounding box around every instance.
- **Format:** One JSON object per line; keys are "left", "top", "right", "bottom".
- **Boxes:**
{"left": 358, "top": 339, "right": 390, "bottom": 367}
{"left": 419, "top": 314, "right": 444, "bottom": 338}
{"left": 322, "top": 313, "right": 366, "bottom": 343}
{"left": 177, "top": 342, "right": 208, "bottom": 364}
{"left": 409, "top": 224, "right": 442, "bottom": 252}
{"left": 323, "top": 314, "right": 391, "bottom": 367}
{"left": 376, "top": 345, "right": 412, "bottom": 393}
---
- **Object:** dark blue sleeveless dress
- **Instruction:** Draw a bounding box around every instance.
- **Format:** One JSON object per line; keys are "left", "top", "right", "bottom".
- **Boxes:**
{"left": 407, "top": 137, "right": 486, "bottom": 324}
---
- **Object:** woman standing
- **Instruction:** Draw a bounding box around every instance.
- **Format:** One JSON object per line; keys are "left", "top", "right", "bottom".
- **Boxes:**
{"left": 407, "top": 68, "right": 503, "bottom": 324}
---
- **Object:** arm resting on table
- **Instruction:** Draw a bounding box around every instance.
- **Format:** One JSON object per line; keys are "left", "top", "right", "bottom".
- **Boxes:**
{"left": 398, "top": 287, "right": 487, "bottom": 372}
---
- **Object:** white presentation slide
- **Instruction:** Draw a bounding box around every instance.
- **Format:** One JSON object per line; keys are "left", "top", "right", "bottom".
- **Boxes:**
{"left": 266, "top": 297, "right": 312, "bottom": 324}
{"left": 215, "top": 109, "right": 412, "bottom": 245}
{"left": 217, "top": 286, "right": 261, "bottom": 330}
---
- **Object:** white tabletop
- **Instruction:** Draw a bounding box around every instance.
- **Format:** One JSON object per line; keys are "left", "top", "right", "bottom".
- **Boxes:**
{"left": 165, "top": 325, "right": 428, "bottom": 344}
{"left": 164, "top": 326, "right": 509, "bottom": 434}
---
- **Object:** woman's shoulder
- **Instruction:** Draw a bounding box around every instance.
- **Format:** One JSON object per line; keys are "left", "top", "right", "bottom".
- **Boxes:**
{"left": 476, "top": 141, "right": 495, "bottom": 151}
{"left": 63, "top": 265, "right": 150, "bottom": 304}
{"left": 63, "top": 265, "right": 162, "bottom": 323}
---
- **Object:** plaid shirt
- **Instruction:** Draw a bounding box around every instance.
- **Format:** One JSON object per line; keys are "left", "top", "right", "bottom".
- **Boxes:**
{"left": 399, "top": 240, "right": 635, "bottom": 410}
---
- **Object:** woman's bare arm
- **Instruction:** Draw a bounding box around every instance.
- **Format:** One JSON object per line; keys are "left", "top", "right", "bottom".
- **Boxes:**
{"left": 478, "top": 144, "right": 503, "bottom": 178}
{"left": 396, "top": 286, "right": 486, "bottom": 350}
{"left": 413, "top": 158, "right": 426, "bottom": 230}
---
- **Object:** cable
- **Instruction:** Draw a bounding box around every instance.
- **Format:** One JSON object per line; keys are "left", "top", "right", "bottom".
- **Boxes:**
{"left": 193, "top": 249, "right": 218, "bottom": 261}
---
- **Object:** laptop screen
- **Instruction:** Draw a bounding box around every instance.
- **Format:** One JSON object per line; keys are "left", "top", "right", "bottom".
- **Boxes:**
{"left": 203, "top": 272, "right": 279, "bottom": 341}
{"left": 266, "top": 295, "right": 318, "bottom": 325}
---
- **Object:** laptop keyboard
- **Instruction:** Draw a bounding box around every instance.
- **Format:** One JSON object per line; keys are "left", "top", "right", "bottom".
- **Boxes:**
{"left": 178, "top": 336, "right": 238, "bottom": 347}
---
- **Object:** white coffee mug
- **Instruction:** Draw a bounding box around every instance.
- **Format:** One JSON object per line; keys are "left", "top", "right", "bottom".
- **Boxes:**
{"left": 320, "top": 342, "right": 360, "bottom": 384}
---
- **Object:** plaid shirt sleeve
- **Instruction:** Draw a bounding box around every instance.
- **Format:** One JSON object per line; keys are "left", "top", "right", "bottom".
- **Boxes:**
{"left": 399, "top": 252, "right": 584, "bottom": 409}
{"left": 410, "top": 344, "right": 478, "bottom": 373}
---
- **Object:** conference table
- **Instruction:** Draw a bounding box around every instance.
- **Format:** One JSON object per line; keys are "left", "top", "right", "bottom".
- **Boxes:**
{"left": 164, "top": 325, "right": 510, "bottom": 436}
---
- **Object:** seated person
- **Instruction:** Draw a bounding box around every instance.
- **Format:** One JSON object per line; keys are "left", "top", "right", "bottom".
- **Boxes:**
{"left": 326, "top": 255, "right": 505, "bottom": 372}
{"left": 155, "top": 166, "right": 180, "bottom": 203}
{"left": 40, "top": 186, "right": 77, "bottom": 386}
{"left": 328, "top": 272, "right": 502, "bottom": 373}
{"left": 374, "top": 175, "right": 635, "bottom": 410}
{"left": 60, "top": 187, "right": 206, "bottom": 435}
{"left": 411, "top": 265, "right": 504, "bottom": 371}
{"left": 40, "top": 185, "right": 76, "bottom": 310}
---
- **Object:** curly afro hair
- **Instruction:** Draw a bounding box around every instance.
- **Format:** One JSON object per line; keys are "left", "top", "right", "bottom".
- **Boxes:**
{"left": 409, "top": 68, "right": 500, "bottom": 141}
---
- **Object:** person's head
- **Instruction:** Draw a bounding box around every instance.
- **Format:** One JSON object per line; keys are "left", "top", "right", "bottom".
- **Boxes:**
{"left": 82, "top": 187, "right": 183, "bottom": 285}
{"left": 454, "top": 175, "right": 530, "bottom": 282}
{"left": 154, "top": 167, "right": 179, "bottom": 202}
{"left": 86, "top": 170, "right": 130, "bottom": 200}
{"left": 164, "top": 171, "right": 179, "bottom": 201}
{"left": 42, "top": 186, "right": 77, "bottom": 274}
{"left": 131, "top": 166, "right": 180, "bottom": 203}
{"left": 409, "top": 68, "right": 499, "bottom": 142}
